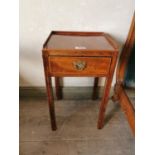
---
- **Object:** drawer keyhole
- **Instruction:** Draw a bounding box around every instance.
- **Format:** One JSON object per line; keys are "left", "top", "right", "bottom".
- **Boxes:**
{"left": 73, "top": 61, "right": 87, "bottom": 71}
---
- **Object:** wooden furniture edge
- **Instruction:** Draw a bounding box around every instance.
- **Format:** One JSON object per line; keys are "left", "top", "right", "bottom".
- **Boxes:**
{"left": 52, "top": 30, "right": 105, "bottom": 36}
{"left": 112, "top": 13, "right": 135, "bottom": 136}
{"left": 114, "top": 84, "right": 135, "bottom": 135}
{"left": 116, "top": 15, "right": 135, "bottom": 83}
{"left": 104, "top": 33, "right": 119, "bottom": 50}
{"left": 43, "top": 31, "right": 119, "bottom": 51}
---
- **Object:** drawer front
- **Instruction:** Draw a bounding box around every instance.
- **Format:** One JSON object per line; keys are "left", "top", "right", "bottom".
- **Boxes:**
{"left": 49, "top": 57, "right": 111, "bottom": 76}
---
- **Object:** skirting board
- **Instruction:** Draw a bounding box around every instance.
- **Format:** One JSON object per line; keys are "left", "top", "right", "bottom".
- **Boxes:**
{"left": 20, "top": 86, "right": 107, "bottom": 100}
{"left": 19, "top": 86, "right": 135, "bottom": 100}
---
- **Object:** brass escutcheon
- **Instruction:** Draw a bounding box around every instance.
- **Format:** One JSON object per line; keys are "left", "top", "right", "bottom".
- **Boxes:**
{"left": 73, "top": 61, "right": 87, "bottom": 71}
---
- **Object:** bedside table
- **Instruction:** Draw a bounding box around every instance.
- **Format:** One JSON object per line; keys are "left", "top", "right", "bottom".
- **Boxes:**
{"left": 42, "top": 31, "right": 119, "bottom": 130}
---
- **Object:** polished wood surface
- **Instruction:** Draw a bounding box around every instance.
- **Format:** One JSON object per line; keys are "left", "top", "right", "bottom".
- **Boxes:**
{"left": 49, "top": 57, "right": 111, "bottom": 76}
{"left": 44, "top": 31, "right": 118, "bottom": 50}
{"left": 46, "top": 35, "right": 114, "bottom": 50}
{"left": 42, "top": 31, "right": 118, "bottom": 130}
{"left": 43, "top": 31, "right": 118, "bottom": 57}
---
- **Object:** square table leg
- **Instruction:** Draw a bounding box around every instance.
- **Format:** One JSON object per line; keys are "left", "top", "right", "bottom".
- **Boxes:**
{"left": 92, "top": 77, "right": 99, "bottom": 100}
{"left": 43, "top": 56, "right": 57, "bottom": 130}
{"left": 45, "top": 76, "right": 57, "bottom": 130}
{"left": 55, "top": 77, "right": 62, "bottom": 100}
{"left": 97, "top": 54, "right": 118, "bottom": 129}
{"left": 97, "top": 77, "right": 112, "bottom": 129}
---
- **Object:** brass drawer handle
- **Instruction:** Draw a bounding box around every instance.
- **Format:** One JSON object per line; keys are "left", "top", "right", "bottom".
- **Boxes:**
{"left": 73, "top": 61, "right": 87, "bottom": 71}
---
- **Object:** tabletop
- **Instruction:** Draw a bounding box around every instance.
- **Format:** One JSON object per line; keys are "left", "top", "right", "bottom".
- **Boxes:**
{"left": 43, "top": 31, "right": 118, "bottom": 51}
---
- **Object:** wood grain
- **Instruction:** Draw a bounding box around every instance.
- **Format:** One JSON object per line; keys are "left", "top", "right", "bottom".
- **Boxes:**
{"left": 49, "top": 57, "right": 111, "bottom": 77}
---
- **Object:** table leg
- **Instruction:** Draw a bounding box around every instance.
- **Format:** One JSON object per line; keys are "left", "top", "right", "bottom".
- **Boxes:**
{"left": 92, "top": 77, "right": 99, "bottom": 100}
{"left": 45, "top": 76, "right": 57, "bottom": 130}
{"left": 97, "top": 54, "right": 118, "bottom": 129}
{"left": 55, "top": 77, "right": 62, "bottom": 100}
{"left": 97, "top": 77, "right": 112, "bottom": 129}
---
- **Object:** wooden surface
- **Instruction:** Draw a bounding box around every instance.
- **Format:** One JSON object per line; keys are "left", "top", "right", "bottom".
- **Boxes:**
{"left": 47, "top": 35, "right": 114, "bottom": 50}
{"left": 112, "top": 15, "right": 135, "bottom": 135}
{"left": 49, "top": 57, "right": 111, "bottom": 76}
{"left": 44, "top": 31, "right": 118, "bottom": 50}
{"left": 42, "top": 31, "right": 118, "bottom": 130}
{"left": 43, "top": 31, "right": 118, "bottom": 57}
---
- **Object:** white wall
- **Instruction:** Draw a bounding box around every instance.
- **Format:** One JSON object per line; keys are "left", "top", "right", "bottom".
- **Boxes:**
{"left": 19, "top": 0, "right": 134, "bottom": 87}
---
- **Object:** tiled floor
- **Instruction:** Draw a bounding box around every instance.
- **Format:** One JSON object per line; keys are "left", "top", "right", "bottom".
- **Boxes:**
{"left": 20, "top": 91, "right": 135, "bottom": 155}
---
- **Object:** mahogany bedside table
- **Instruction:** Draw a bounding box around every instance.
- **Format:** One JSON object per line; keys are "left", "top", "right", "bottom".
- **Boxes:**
{"left": 42, "top": 31, "right": 119, "bottom": 130}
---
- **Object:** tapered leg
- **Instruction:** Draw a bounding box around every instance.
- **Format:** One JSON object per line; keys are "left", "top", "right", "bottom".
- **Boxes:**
{"left": 43, "top": 55, "right": 57, "bottom": 130}
{"left": 97, "top": 77, "right": 113, "bottom": 129}
{"left": 55, "top": 77, "right": 62, "bottom": 100}
{"left": 97, "top": 53, "right": 118, "bottom": 129}
{"left": 92, "top": 77, "right": 99, "bottom": 100}
{"left": 45, "top": 76, "right": 57, "bottom": 130}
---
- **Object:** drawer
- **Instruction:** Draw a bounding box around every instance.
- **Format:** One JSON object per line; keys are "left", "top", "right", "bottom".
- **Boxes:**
{"left": 48, "top": 57, "right": 111, "bottom": 76}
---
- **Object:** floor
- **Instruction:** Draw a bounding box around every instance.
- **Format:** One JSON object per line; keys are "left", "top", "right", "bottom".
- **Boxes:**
{"left": 20, "top": 90, "right": 135, "bottom": 155}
